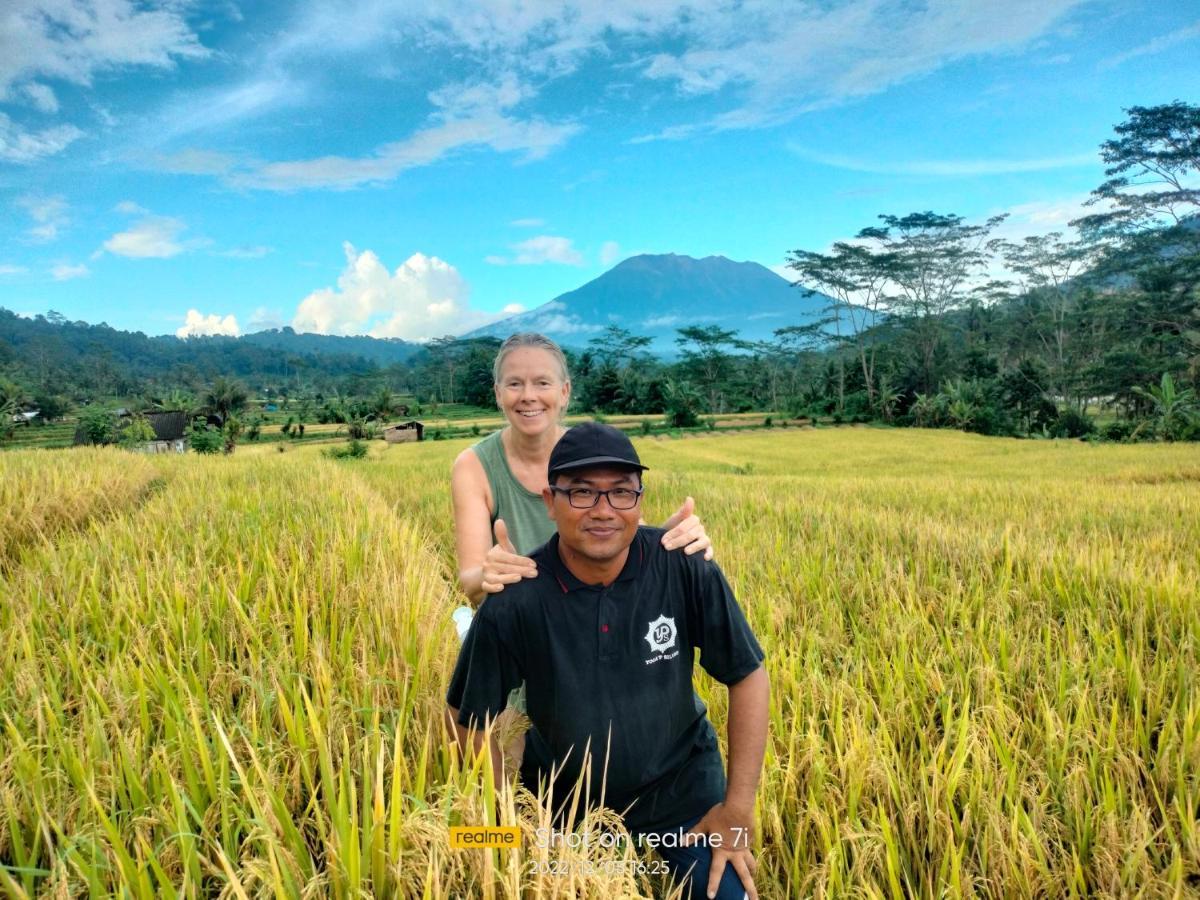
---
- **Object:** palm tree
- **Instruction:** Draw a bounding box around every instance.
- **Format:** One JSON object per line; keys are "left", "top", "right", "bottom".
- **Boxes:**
{"left": 204, "top": 377, "right": 248, "bottom": 422}
{"left": 1132, "top": 373, "right": 1197, "bottom": 441}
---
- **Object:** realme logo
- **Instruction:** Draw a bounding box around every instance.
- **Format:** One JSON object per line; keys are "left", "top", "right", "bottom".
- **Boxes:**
{"left": 449, "top": 826, "right": 522, "bottom": 849}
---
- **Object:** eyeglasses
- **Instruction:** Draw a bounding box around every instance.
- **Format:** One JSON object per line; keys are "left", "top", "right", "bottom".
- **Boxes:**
{"left": 550, "top": 486, "right": 644, "bottom": 509}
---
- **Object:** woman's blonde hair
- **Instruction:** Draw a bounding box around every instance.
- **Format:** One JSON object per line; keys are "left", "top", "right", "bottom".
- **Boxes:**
{"left": 492, "top": 332, "right": 571, "bottom": 386}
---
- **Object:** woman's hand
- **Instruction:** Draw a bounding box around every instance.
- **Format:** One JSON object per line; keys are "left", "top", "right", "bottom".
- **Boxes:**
{"left": 660, "top": 496, "right": 714, "bottom": 560}
{"left": 480, "top": 519, "right": 538, "bottom": 594}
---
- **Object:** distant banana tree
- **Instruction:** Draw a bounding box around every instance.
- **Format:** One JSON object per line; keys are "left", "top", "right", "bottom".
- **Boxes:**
{"left": 874, "top": 375, "right": 902, "bottom": 422}
{"left": 910, "top": 392, "right": 942, "bottom": 428}
{"left": 939, "top": 380, "right": 979, "bottom": 431}
{"left": 154, "top": 389, "right": 197, "bottom": 415}
{"left": 1132, "top": 372, "right": 1197, "bottom": 442}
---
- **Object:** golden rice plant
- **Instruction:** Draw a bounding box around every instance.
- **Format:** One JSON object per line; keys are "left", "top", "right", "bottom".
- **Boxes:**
{"left": 1, "top": 428, "right": 1198, "bottom": 897}
{"left": 0, "top": 447, "right": 162, "bottom": 572}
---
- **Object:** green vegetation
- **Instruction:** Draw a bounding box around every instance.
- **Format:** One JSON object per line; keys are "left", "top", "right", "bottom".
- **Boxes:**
{"left": 1, "top": 103, "right": 1196, "bottom": 453}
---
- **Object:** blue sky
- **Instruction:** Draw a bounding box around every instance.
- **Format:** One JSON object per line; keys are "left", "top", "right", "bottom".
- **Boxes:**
{"left": 1, "top": 0, "right": 1198, "bottom": 340}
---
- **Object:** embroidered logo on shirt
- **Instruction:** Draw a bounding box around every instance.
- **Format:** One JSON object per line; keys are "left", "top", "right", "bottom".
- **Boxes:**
{"left": 644, "top": 614, "right": 677, "bottom": 654}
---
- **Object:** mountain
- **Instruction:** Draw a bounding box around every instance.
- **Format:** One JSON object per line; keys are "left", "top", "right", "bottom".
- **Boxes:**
{"left": 461, "top": 254, "right": 828, "bottom": 353}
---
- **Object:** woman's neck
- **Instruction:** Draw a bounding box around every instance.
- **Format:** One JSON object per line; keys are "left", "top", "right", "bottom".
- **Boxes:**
{"left": 503, "top": 423, "right": 566, "bottom": 466}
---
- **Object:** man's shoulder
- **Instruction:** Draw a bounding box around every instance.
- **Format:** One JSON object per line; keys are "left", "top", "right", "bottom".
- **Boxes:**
{"left": 476, "top": 561, "right": 556, "bottom": 626}
{"left": 637, "top": 525, "right": 722, "bottom": 580}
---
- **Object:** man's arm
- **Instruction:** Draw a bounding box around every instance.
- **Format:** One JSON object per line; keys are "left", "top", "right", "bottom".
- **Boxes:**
{"left": 445, "top": 606, "right": 522, "bottom": 793}
{"left": 445, "top": 705, "right": 508, "bottom": 790}
{"left": 685, "top": 664, "right": 769, "bottom": 900}
{"left": 724, "top": 664, "right": 770, "bottom": 816}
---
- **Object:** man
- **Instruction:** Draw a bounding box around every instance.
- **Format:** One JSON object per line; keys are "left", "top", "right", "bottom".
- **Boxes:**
{"left": 447, "top": 422, "right": 769, "bottom": 900}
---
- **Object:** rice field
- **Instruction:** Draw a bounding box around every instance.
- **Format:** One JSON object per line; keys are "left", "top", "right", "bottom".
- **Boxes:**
{"left": 1, "top": 429, "right": 1198, "bottom": 898}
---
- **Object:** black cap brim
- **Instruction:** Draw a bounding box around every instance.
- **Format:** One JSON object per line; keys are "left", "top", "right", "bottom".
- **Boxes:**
{"left": 548, "top": 455, "right": 649, "bottom": 477}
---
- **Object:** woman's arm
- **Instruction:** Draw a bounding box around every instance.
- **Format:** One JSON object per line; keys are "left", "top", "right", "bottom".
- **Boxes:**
{"left": 451, "top": 448, "right": 536, "bottom": 605}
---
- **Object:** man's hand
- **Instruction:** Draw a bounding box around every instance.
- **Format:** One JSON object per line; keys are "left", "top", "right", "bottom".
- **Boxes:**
{"left": 480, "top": 519, "right": 538, "bottom": 594}
{"left": 660, "top": 496, "right": 715, "bottom": 560}
{"left": 684, "top": 801, "right": 757, "bottom": 899}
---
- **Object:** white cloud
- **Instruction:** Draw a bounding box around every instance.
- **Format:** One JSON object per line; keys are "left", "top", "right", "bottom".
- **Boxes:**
{"left": 102, "top": 216, "right": 187, "bottom": 258}
{"left": 295, "top": 0, "right": 1086, "bottom": 137}
{"left": 788, "top": 145, "right": 1098, "bottom": 177}
{"left": 219, "top": 245, "right": 273, "bottom": 259}
{"left": 154, "top": 77, "right": 301, "bottom": 141}
{"left": 600, "top": 240, "right": 621, "bottom": 266}
{"left": 0, "top": 113, "right": 84, "bottom": 163}
{"left": 0, "top": 0, "right": 208, "bottom": 97}
{"left": 291, "top": 242, "right": 500, "bottom": 341}
{"left": 114, "top": 200, "right": 149, "bottom": 214}
{"left": 502, "top": 303, "right": 526, "bottom": 314}
{"left": 518, "top": 312, "right": 603, "bottom": 334}
{"left": 51, "top": 263, "right": 89, "bottom": 281}
{"left": 643, "top": 314, "right": 682, "bottom": 328}
{"left": 234, "top": 110, "right": 580, "bottom": 191}
{"left": 17, "top": 194, "right": 69, "bottom": 242}
{"left": 1100, "top": 20, "right": 1200, "bottom": 70}
{"left": 20, "top": 82, "right": 58, "bottom": 113}
{"left": 511, "top": 218, "right": 545, "bottom": 227}
{"left": 488, "top": 235, "right": 584, "bottom": 266}
{"left": 768, "top": 264, "right": 794, "bottom": 282}
{"left": 248, "top": 306, "right": 285, "bottom": 331}
{"left": 0, "top": 264, "right": 29, "bottom": 275}
{"left": 153, "top": 148, "right": 238, "bottom": 175}
{"left": 177, "top": 309, "right": 241, "bottom": 338}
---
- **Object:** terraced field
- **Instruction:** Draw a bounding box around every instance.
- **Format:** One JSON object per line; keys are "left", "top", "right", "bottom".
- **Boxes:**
{"left": 1, "top": 430, "right": 1197, "bottom": 897}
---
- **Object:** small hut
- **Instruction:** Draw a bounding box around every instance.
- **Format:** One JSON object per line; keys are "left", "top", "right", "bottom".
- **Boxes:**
{"left": 140, "top": 410, "right": 191, "bottom": 453}
{"left": 383, "top": 420, "right": 424, "bottom": 443}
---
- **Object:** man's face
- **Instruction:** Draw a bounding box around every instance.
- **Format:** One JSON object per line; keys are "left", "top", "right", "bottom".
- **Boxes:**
{"left": 543, "top": 466, "right": 642, "bottom": 564}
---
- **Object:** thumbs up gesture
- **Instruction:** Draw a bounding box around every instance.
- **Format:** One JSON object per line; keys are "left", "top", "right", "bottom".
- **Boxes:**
{"left": 480, "top": 518, "right": 539, "bottom": 594}
{"left": 660, "top": 496, "right": 714, "bottom": 560}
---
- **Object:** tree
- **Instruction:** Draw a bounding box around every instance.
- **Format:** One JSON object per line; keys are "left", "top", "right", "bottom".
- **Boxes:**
{"left": 204, "top": 377, "right": 248, "bottom": 421}
{"left": 998, "top": 232, "right": 1097, "bottom": 402}
{"left": 1132, "top": 372, "right": 1197, "bottom": 441}
{"left": 370, "top": 386, "right": 396, "bottom": 420}
{"left": 154, "top": 388, "right": 197, "bottom": 415}
{"left": 1075, "top": 101, "right": 1200, "bottom": 234}
{"left": 787, "top": 241, "right": 892, "bottom": 405}
{"left": 119, "top": 414, "right": 156, "bottom": 449}
{"left": 77, "top": 406, "right": 117, "bottom": 445}
{"left": 674, "top": 325, "right": 740, "bottom": 414}
{"left": 864, "top": 212, "right": 1006, "bottom": 394}
{"left": 189, "top": 420, "right": 224, "bottom": 454}
{"left": 587, "top": 325, "right": 653, "bottom": 369}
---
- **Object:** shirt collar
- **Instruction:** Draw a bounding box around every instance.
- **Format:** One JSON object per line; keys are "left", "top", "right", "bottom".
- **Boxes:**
{"left": 545, "top": 529, "right": 645, "bottom": 593}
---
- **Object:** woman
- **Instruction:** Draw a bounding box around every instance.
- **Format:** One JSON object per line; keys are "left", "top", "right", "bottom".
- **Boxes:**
{"left": 451, "top": 332, "right": 711, "bottom": 617}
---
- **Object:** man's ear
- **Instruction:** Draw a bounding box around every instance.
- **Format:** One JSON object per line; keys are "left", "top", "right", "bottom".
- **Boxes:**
{"left": 542, "top": 486, "right": 557, "bottom": 521}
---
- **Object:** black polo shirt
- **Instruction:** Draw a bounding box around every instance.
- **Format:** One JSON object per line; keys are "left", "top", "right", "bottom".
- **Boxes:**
{"left": 446, "top": 526, "right": 765, "bottom": 833}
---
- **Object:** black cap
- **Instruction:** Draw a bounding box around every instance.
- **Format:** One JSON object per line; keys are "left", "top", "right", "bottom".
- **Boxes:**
{"left": 548, "top": 422, "right": 648, "bottom": 480}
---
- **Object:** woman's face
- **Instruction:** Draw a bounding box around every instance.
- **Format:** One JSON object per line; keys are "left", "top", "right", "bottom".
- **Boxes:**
{"left": 494, "top": 347, "right": 570, "bottom": 435}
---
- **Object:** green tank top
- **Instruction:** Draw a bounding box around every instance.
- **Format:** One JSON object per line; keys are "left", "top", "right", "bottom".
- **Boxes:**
{"left": 470, "top": 430, "right": 556, "bottom": 556}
